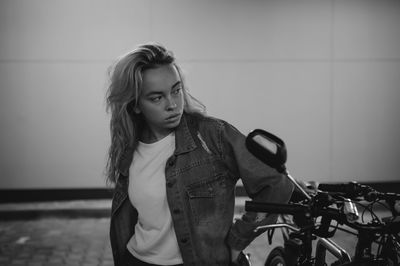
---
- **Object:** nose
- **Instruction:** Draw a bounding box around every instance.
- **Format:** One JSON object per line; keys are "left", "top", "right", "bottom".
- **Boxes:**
{"left": 166, "top": 96, "right": 177, "bottom": 110}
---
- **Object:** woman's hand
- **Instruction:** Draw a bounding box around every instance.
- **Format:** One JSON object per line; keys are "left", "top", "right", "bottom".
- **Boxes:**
{"left": 230, "top": 248, "right": 241, "bottom": 264}
{"left": 230, "top": 249, "right": 251, "bottom": 266}
{"left": 298, "top": 180, "right": 319, "bottom": 194}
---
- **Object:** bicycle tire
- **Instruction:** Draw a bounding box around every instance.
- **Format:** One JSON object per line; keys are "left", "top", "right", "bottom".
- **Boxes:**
{"left": 265, "top": 247, "right": 288, "bottom": 266}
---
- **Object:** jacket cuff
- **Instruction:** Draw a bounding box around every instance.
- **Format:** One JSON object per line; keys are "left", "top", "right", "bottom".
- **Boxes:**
{"left": 226, "top": 217, "right": 259, "bottom": 250}
{"left": 226, "top": 225, "right": 253, "bottom": 250}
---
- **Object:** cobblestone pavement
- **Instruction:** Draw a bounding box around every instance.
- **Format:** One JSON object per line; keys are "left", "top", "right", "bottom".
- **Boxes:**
{"left": 0, "top": 197, "right": 367, "bottom": 266}
{"left": 0, "top": 216, "right": 359, "bottom": 266}
{"left": 0, "top": 217, "right": 270, "bottom": 266}
{"left": 0, "top": 218, "right": 113, "bottom": 266}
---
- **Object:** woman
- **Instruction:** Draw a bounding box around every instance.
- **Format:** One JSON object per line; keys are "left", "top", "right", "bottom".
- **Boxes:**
{"left": 105, "top": 43, "right": 294, "bottom": 266}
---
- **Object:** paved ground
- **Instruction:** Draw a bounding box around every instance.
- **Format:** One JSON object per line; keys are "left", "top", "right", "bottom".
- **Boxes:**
{"left": 0, "top": 218, "right": 113, "bottom": 266}
{"left": 0, "top": 199, "right": 380, "bottom": 266}
{"left": 0, "top": 217, "right": 359, "bottom": 266}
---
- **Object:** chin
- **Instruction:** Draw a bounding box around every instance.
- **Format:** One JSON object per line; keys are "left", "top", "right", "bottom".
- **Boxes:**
{"left": 167, "top": 118, "right": 181, "bottom": 128}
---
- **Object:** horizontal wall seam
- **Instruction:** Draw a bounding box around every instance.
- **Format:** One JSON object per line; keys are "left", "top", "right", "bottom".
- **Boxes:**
{"left": 1, "top": 58, "right": 400, "bottom": 64}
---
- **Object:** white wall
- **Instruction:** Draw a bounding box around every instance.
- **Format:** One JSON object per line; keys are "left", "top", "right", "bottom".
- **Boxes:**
{"left": 0, "top": 0, "right": 399, "bottom": 189}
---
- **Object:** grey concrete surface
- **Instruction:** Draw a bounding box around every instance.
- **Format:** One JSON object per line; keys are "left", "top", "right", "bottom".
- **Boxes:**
{"left": 0, "top": 199, "right": 389, "bottom": 266}
{"left": 0, "top": 218, "right": 112, "bottom": 266}
{"left": 0, "top": 216, "right": 360, "bottom": 266}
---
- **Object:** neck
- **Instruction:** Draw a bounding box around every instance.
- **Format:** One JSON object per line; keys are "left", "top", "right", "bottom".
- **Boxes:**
{"left": 140, "top": 126, "right": 173, "bottom": 144}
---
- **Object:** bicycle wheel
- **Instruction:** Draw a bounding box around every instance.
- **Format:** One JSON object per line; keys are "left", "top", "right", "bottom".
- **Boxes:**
{"left": 265, "top": 247, "right": 288, "bottom": 266}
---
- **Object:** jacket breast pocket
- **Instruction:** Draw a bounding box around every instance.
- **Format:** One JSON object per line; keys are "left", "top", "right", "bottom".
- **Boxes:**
{"left": 186, "top": 175, "right": 228, "bottom": 225}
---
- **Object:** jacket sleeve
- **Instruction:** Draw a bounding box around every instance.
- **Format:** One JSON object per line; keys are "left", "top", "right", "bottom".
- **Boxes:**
{"left": 218, "top": 121, "right": 294, "bottom": 250}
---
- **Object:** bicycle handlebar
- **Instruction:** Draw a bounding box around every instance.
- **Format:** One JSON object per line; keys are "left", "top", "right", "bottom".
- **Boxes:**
{"left": 318, "top": 181, "right": 400, "bottom": 202}
{"left": 245, "top": 200, "right": 400, "bottom": 234}
{"left": 245, "top": 201, "right": 308, "bottom": 215}
{"left": 245, "top": 201, "right": 345, "bottom": 221}
{"left": 318, "top": 182, "right": 360, "bottom": 194}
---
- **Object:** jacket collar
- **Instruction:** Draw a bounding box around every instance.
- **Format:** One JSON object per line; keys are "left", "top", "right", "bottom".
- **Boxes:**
{"left": 117, "top": 113, "right": 197, "bottom": 176}
{"left": 174, "top": 113, "right": 197, "bottom": 155}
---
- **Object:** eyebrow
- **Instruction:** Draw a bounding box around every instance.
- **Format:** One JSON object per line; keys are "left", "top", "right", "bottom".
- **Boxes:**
{"left": 144, "top": 81, "right": 182, "bottom": 97}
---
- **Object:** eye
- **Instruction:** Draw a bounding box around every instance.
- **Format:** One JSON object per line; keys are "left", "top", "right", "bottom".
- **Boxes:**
{"left": 172, "top": 87, "right": 182, "bottom": 95}
{"left": 150, "top": 96, "right": 162, "bottom": 102}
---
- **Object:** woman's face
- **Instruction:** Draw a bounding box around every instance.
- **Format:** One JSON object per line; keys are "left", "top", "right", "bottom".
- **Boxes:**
{"left": 136, "top": 64, "right": 184, "bottom": 142}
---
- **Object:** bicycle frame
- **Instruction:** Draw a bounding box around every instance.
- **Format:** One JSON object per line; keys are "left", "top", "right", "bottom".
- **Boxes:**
{"left": 315, "top": 238, "right": 351, "bottom": 265}
{"left": 254, "top": 221, "right": 351, "bottom": 266}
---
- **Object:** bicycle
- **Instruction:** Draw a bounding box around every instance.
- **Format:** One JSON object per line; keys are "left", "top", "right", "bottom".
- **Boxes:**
{"left": 244, "top": 129, "right": 400, "bottom": 266}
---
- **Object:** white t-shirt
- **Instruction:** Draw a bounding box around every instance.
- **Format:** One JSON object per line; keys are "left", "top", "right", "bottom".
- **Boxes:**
{"left": 126, "top": 132, "right": 183, "bottom": 265}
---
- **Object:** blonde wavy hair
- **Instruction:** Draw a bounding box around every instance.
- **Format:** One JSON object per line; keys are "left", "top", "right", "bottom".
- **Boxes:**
{"left": 105, "top": 43, "right": 206, "bottom": 184}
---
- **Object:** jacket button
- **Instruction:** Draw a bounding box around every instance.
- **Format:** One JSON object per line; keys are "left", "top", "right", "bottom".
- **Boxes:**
{"left": 168, "top": 160, "right": 175, "bottom": 166}
{"left": 180, "top": 238, "right": 188, "bottom": 244}
{"left": 173, "top": 209, "right": 180, "bottom": 214}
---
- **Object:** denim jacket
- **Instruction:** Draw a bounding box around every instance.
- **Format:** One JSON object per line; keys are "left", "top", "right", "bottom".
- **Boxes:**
{"left": 110, "top": 113, "right": 294, "bottom": 266}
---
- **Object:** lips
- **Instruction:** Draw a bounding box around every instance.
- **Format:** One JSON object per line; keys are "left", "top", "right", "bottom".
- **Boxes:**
{"left": 166, "top": 113, "right": 181, "bottom": 121}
